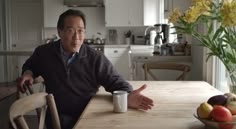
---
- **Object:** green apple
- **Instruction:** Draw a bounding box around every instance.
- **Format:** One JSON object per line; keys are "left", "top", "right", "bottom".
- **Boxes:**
{"left": 226, "top": 95, "right": 236, "bottom": 115}
{"left": 197, "top": 102, "right": 213, "bottom": 119}
{"left": 224, "top": 93, "right": 236, "bottom": 98}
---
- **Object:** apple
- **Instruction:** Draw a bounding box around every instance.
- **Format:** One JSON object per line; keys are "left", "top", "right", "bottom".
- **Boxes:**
{"left": 210, "top": 105, "right": 232, "bottom": 122}
{"left": 197, "top": 102, "right": 213, "bottom": 119}
{"left": 207, "top": 95, "right": 228, "bottom": 106}
{"left": 226, "top": 96, "right": 236, "bottom": 115}
{"left": 224, "top": 93, "right": 236, "bottom": 98}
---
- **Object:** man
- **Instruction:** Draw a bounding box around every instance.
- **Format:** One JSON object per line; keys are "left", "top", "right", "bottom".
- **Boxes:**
{"left": 17, "top": 9, "right": 154, "bottom": 129}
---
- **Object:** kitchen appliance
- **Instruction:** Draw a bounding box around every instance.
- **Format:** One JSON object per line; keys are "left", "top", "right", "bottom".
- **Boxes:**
{"left": 134, "top": 36, "right": 145, "bottom": 45}
{"left": 64, "top": 0, "right": 104, "bottom": 7}
{"left": 84, "top": 39, "right": 104, "bottom": 53}
{"left": 161, "top": 24, "right": 170, "bottom": 43}
{"left": 108, "top": 29, "right": 117, "bottom": 44}
{"left": 153, "top": 24, "right": 163, "bottom": 55}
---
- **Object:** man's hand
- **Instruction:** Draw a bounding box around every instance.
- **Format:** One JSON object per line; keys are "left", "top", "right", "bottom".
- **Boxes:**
{"left": 128, "top": 84, "right": 154, "bottom": 110}
{"left": 17, "top": 74, "right": 33, "bottom": 93}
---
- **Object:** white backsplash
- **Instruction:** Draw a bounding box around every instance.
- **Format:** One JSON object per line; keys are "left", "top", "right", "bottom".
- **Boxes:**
{"left": 105, "top": 27, "right": 146, "bottom": 45}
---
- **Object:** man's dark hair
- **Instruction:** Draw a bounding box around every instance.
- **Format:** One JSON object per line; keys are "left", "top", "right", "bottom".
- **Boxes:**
{"left": 57, "top": 9, "right": 86, "bottom": 30}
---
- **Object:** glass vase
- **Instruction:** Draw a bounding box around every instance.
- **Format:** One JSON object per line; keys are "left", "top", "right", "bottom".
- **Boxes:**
{"left": 227, "top": 66, "right": 236, "bottom": 94}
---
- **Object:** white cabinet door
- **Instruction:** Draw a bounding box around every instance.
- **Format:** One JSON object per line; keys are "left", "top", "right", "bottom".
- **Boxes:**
{"left": 164, "top": 0, "right": 172, "bottom": 18}
{"left": 104, "top": 47, "right": 130, "bottom": 80}
{"left": 105, "top": 0, "right": 129, "bottom": 26}
{"left": 44, "top": 0, "right": 64, "bottom": 27}
{"left": 144, "top": 0, "right": 164, "bottom": 25}
{"left": 10, "top": 0, "right": 42, "bottom": 50}
{"left": 128, "top": 0, "right": 143, "bottom": 26}
{"left": 105, "top": 0, "right": 143, "bottom": 26}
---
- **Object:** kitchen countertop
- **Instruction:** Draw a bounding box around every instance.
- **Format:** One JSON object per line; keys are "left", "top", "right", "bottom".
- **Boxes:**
{"left": 104, "top": 44, "right": 130, "bottom": 48}
{"left": 131, "top": 55, "right": 192, "bottom": 62}
{"left": 0, "top": 50, "right": 33, "bottom": 56}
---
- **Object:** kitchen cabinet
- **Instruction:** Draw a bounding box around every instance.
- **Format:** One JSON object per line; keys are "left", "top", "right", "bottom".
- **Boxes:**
{"left": 104, "top": 46, "right": 130, "bottom": 80}
{"left": 164, "top": 0, "right": 191, "bottom": 18}
{"left": 143, "top": 0, "right": 164, "bottom": 25}
{"left": 43, "top": 0, "right": 64, "bottom": 27}
{"left": 164, "top": 0, "right": 172, "bottom": 18}
{"left": 105, "top": 0, "right": 164, "bottom": 26}
{"left": 105, "top": 0, "right": 143, "bottom": 26}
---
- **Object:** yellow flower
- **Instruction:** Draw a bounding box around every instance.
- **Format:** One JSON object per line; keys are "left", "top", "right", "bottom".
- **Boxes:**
{"left": 195, "top": 1, "right": 211, "bottom": 16}
{"left": 168, "top": 0, "right": 236, "bottom": 83}
{"left": 183, "top": 6, "right": 201, "bottom": 23}
{"left": 168, "top": 8, "right": 181, "bottom": 23}
{"left": 220, "top": 0, "right": 236, "bottom": 26}
{"left": 182, "top": 0, "right": 212, "bottom": 23}
{"left": 192, "top": 0, "right": 212, "bottom": 6}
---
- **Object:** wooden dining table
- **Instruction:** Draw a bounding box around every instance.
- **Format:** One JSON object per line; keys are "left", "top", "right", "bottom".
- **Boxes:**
{"left": 73, "top": 81, "right": 223, "bottom": 129}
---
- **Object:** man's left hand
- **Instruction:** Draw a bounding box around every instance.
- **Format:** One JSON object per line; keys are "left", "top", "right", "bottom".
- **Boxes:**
{"left": 128, "top": 84, "right": 154, "bottom": 110}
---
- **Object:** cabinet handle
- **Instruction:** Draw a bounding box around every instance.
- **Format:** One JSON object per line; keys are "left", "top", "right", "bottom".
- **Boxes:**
{"left": 114, "top": 50, "right": 118, "bottom": 53}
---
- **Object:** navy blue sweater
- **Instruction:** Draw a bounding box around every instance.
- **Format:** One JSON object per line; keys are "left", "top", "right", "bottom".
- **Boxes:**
{"left": 22, "top": 40, "right": 133, "bottom": 117}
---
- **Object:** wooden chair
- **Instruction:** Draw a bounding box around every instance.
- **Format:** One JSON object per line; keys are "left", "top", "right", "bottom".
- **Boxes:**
{"left": 16, "top": 76, "right": 45, "bottom": 98}
{"left": 143, "top": 63, "right": 191, "bottom": 80}
{"left": 9, "top": 92, "right": 61, "bottom": 129}
{"left": 16, "top": 76, "right": 45, "bottom": 123}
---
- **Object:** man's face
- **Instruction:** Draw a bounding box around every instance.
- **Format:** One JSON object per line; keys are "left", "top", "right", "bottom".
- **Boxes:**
{"left": 58, "top": 16, "right": 85, "bottom": 54}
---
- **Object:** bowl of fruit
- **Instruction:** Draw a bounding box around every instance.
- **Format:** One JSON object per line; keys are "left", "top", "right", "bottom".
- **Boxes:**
{"left": 195, "top": 93, "right": 236, "bottom": 129}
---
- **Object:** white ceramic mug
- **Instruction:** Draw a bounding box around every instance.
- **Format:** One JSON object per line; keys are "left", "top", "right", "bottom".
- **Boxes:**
{"left": 113, "top": 90, "right": 128, "bottom": 113}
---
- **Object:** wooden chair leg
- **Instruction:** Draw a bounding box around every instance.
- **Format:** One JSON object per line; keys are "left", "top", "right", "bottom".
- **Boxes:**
{"left": 15, "top": 116, "right": 29, "bottom": 129}
{"left": 47, "top": 94, "right": 61, "bottom": 129}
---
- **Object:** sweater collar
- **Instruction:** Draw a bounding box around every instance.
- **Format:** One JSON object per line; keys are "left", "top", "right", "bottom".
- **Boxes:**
{"left": 53, "top": 40, "right": 87, "bottom": 59}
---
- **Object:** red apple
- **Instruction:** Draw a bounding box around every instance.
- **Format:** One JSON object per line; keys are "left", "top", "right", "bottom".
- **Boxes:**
{"left": 211, "top": 105, "right": 232, "bottom": 122}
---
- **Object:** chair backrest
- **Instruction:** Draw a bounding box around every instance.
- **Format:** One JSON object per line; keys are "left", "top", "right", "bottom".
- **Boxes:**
{"left": 16, "top": 76, "right": 45, "bottom": 122}
{"left": 17, "top": 76, "right": 45, "bottom": 99}
{"left": 9, "top": 92, "right": 61, "bottom": 129}
{"left": 143, "top": 63, "right": 191, "bottom": 80}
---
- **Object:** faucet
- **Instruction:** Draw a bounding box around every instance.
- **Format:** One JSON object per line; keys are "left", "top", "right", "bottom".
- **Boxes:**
{"left": 144, "top": 26, "right": 155, "bottom": 36}
{"left": 144, "top": 26, "right": 156, "bottom": 45}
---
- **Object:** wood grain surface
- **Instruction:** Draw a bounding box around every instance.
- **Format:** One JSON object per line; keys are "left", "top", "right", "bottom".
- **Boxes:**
{"left": 73, "top": 81, "right": 222, "bottom": 129}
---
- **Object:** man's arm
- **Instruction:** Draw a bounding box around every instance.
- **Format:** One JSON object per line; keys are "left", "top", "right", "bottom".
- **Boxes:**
{"left": 95, "top": 53, "right": 133, "bottom": 93}
{"left": 128, "top": 84, "right": 154, "bottom": 110}
{"left": 17, "top": 47, "right": 41, "bottom": 93}
{"left": 95, "top": 54, "right": 154, "bottom": 110}
{"left": 17, "top": 70, "right": 34, "bottom": 93}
